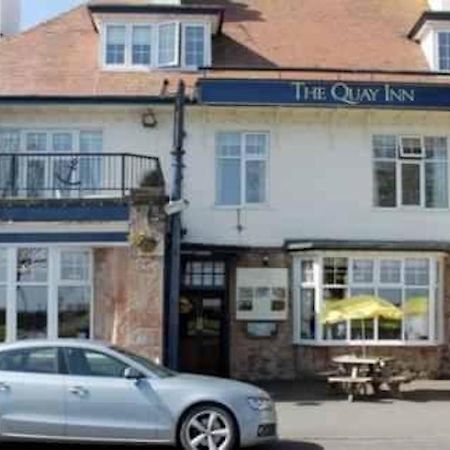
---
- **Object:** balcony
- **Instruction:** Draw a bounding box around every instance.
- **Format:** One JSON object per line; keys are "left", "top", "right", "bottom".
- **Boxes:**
{"left": 0, "top": 153, "right": 163, "bottom": 200}
{"left": 0, "top": 153, "right": 164, "bottom": 222}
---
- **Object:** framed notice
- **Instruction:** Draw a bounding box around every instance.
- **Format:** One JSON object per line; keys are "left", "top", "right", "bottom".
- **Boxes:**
{"left": 236, "top": 268, "right": 288, "bottom": 321}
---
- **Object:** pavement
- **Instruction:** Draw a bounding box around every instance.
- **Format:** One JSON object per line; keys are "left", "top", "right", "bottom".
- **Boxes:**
{"left": 3, "top": 379, "right": 450, "bottom": 450}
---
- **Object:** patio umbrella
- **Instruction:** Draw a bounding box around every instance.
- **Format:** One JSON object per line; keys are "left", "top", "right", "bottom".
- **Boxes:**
{"left": 404, "top": 296, "right": 428, "bottom": 316}
{"left": 321, "top": 295, "right": 403, "bottom": 356}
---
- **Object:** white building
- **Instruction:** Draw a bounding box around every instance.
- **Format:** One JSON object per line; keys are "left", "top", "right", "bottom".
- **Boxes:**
{"left": 1, "top": 0, "right": 450, "bottom": 380}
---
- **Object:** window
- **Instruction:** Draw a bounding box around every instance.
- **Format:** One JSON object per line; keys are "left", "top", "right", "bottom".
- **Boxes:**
{"left": 132, "top": 26, "right": 152, "bottom": 65}
{"left": 16, "top": 248, "right": 49, "bottom": 340}
{"left": 106, "top": 25, "right": 126, "bottom": 65}
{"left": 216, "top": 132, "right": 268, "bottom": 206}
{"left": 65, "top": 348, "right": 128, "bottom": 378}
{"left": 58, "top": 250, "right": 91, "bottom": 339}
{"left": 0, "top": 347, "right": 58, "bottom": 374}
{"left": 295, "top": 255, "right": 442, "bottom": 344}
{"left": 0, "top": 247, "right": 92, "bottom": 342}
{"left": 103, "top": 22, "right": 208, "bottom": 70}
{"left": 373, "top": 135, "right": 448, "bottom": 208}
{"left": 183, "top": 260, "right": 226, "bottom": 288}
{"left": 0, "top": 130, "right": 19, "bottom": 197}
{"left": 184, "top": 24, "right": 206, "bottom": 67}
{"left": 438, "top": 32, "right": 450, "bottom": 71}
{"left": 158, "top": 22, "right": 178, "bottom": 66}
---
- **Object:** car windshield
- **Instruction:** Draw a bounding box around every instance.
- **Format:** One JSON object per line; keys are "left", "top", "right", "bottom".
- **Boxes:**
{"left": 112, "top": 346, "right": 176, "bottom": 379}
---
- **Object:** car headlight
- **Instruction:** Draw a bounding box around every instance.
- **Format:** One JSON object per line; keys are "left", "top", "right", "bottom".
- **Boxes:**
{"left": 248, "top": 396, "right": 273, "bottom": 411}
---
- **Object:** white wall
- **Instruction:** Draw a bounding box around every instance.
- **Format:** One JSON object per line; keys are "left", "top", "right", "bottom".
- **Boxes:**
{"left": 4, "top": 105, "right": 450, "bottom": 248}
{"left": 0, "top": 0, "right": 20, "bottom": 37}
{"left": 429, "top": 0, "right": 450, "bottom": 10}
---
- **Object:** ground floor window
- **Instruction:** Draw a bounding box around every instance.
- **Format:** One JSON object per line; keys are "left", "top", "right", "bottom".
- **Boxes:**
{"left": 294, "top": 253, "right": 443, "bottom": 344}
{"left": 0, "top": 246, "right": 92, "bottom": 342}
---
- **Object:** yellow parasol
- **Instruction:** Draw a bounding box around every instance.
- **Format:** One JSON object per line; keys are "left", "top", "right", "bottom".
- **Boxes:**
{"left": 321, "top": 295, "right": 403, "bottom": 356}
{"left": 404, "top": 296, "right": 428, "bottom": 316}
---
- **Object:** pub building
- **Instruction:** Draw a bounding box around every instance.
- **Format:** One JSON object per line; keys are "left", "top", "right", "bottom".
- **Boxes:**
{"left": 2, "top": 0, "right": 450, "bottom": 380}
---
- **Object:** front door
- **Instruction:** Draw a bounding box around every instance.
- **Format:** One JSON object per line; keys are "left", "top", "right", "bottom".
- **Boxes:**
{"left": 179, "top": 295, "right": 225, "bottom": 376}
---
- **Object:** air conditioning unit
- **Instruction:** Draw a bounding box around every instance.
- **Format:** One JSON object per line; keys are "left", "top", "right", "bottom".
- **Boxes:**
{"left": 399, "top": 136, "right": 425, "bottom": 159}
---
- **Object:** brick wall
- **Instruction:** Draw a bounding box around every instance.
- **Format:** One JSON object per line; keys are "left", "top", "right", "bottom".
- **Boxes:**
{"left": 93, "top": 188, "right": 166, "bottom": 361}
{"left": 229, "top": 249, "right": 296, "bottom": 381}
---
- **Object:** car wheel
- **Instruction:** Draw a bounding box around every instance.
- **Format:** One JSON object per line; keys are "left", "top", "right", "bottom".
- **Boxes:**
{"left": 179, "top": 405, "right": 237, "bottom": 450}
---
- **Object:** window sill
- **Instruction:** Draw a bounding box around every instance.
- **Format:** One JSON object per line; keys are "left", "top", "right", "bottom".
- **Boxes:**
{"left": 295, "top": 340, "right": 441, "bottom": 347}
{"left": 372, "top": 206, "right": 450, "bottom": 213}
{"left": 100, "top": 65, "right": 201, "bottom": 73}
{"left": 212, "top": 204, "right": 271, "bottom": 211}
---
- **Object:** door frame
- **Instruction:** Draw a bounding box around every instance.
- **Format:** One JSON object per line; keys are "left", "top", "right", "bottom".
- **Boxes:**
{"left": 179, "top": 257, "right": 231, "bottom": 377}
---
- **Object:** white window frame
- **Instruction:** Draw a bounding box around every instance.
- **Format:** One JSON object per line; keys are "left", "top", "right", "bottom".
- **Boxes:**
{"left": 0, "top": 246, "right": 94, "bottom": 343}
{"left": 373, "top": 134, "right": 449, "bottom": 209}
{"left": 436, "top": 30, "right": 450, "bottom": 72}
{"left": 182, "top": 22, "right": 210, "bottom": 70}
{"left": 215, "top": 131, "right": 270, "bottom": 208}
{"left": 293, "top": 252, "right": 444, "bottom": 347}
{"left": 0, "top": 128, "right": 103, "bottom": 199}
{"left": 101, "top": 21, "right": 209, "bottom": 71}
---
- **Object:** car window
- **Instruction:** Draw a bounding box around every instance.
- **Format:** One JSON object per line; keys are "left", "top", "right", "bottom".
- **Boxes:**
{"left": 0, "top": 347, "right": 58, "bottom": 374}
{"left": 65, "top": 348, "right": 128, "bottom": 378}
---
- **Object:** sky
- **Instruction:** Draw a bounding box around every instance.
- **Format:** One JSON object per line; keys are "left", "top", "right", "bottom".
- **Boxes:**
{"left": 21, "top": 0, "right": 87, "bottom": 31}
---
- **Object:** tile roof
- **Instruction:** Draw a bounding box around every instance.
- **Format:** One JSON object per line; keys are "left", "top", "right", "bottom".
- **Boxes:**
{"left": 0, "top": 0, "right": 447, "bottom": 99}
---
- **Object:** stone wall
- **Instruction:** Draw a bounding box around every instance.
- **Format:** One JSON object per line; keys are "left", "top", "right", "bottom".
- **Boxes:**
{"left": 93, "top": 188, "right": 166, "bottom": 362}
{"left": 229, "top": 249, "right": 296, "bottom": 381}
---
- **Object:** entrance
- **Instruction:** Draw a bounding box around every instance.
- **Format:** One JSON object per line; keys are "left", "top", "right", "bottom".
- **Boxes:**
{"left": 179, "top": 295, "right": 225, "bottom": 375}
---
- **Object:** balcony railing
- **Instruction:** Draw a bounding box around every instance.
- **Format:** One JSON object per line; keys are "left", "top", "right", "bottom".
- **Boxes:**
{"left": 0, "top": 153, "right": 163, "bottom": 200}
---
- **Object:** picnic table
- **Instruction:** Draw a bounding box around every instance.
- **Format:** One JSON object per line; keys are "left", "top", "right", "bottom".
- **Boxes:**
{"left": 328, "top": 355, "right": 412, "bottom": 401}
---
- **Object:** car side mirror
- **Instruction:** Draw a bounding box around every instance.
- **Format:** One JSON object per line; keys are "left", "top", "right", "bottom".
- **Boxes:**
{"left": 123, "top": 367, "right": 144, "bottom": 380}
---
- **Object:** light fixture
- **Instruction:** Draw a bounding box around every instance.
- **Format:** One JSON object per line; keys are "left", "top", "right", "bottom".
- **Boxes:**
{"left": 141, "top": 109, "right": 158, "bottom": 128}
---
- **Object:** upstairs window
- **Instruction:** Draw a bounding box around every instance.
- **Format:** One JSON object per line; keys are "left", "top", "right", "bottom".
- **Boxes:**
{"left": 216, "top": 132, "right": 268, "bottom": 207}
{"left": 373, "top": 135, "right": 448, "bottom": 209}
{"left": 438, "top": 32, "right": 450, "bottom": 71}
{"left": 132, "top": 26, "right": 152, "bottom": 65}
{"left": 106, "top": 25, "right": 126, "bottom": 65}
{"left": 103, "top": 22, "right": 209, "bottom": 70}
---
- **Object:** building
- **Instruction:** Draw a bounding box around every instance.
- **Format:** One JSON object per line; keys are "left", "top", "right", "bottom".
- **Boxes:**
{"left": 0, "top": 0, "right": 20, "bottom": 37}
{"left": 2, "top": 0, "right": 450, "bottom": 380}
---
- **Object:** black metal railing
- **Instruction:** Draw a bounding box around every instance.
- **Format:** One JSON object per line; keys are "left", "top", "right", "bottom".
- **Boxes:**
{"left": 0, "top": 153, "right": 163, "bottom": 200}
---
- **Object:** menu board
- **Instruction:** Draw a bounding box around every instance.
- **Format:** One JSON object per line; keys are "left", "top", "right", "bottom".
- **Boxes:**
{"left": 236, "top": 268, "right": 288, "bottom": 321}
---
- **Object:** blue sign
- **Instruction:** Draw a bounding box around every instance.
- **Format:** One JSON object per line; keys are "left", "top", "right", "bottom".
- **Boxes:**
{"left": 198, "top": 79, "right": 450, "bottom": 110}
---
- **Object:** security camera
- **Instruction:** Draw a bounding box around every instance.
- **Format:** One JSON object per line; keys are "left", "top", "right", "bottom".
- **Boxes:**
{"left": 164, "top": 199, "right": 189, "bottom": 216}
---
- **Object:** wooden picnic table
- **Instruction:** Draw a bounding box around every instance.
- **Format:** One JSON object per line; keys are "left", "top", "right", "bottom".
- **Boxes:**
{"left": 328, "top": 355, "right": 411, "bottom": 401}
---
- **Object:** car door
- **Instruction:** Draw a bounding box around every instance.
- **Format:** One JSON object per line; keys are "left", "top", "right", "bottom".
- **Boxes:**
{"left": 0, "top": 346, "right": 65, "bottom": 438}
{"left": 63, "top": 347, "right": 163, "bottom": 442}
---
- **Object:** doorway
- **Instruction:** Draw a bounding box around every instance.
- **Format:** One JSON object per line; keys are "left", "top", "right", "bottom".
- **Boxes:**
{"left": 179, "top": 295, "right": 226, "bottom": 375}
{"left": 178, "top": 259, "right": 229, "bottom": 376}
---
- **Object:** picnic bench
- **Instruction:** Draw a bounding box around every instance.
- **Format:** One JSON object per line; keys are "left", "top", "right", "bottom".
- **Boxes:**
{"left": 327, "top": 355, "right": 413, "bottom": 401}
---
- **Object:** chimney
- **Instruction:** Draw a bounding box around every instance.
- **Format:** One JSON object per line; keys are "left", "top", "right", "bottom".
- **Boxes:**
{"left": 0, "top": 0, "right": 21, "bottom": 37}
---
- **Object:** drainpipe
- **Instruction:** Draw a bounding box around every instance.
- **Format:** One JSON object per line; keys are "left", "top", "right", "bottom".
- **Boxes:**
{"left": 166, "top": 80, "right": 186, "bottom": 370}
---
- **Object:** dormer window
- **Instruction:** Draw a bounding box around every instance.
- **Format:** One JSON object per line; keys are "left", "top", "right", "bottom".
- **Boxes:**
{"left": 438, "top": 31, "right": 450, "bottom": 70}
{"left": 409, "top": 12, "right": 450, "bottom": 71}
{"left": 102, "top": 21, "right": 210, "bottom": 70}
{"left": 106, "top": 25, "right": 126, "bottom": 65}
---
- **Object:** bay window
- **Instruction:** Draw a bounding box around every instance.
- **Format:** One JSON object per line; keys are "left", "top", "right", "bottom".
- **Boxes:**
{"left": 373, "top": 135, "right": 448, "bottom": 208}
{"left": 216, "top": 132, "right": 268, "bottom": 206}
{"left": 294, "top": 254, "right": 442, "bottom": 344}
{"left": 0, "top": 247, "right": 92, "bottom": 342}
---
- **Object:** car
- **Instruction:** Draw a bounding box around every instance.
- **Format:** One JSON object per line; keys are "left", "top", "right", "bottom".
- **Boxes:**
{"left": 0, "top": 339, "right": 277, "bottom": 449}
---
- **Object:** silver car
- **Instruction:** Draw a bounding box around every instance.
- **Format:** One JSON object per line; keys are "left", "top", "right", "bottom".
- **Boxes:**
{"left": 0, "top": 340, "right": 277, "bottom": 449}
